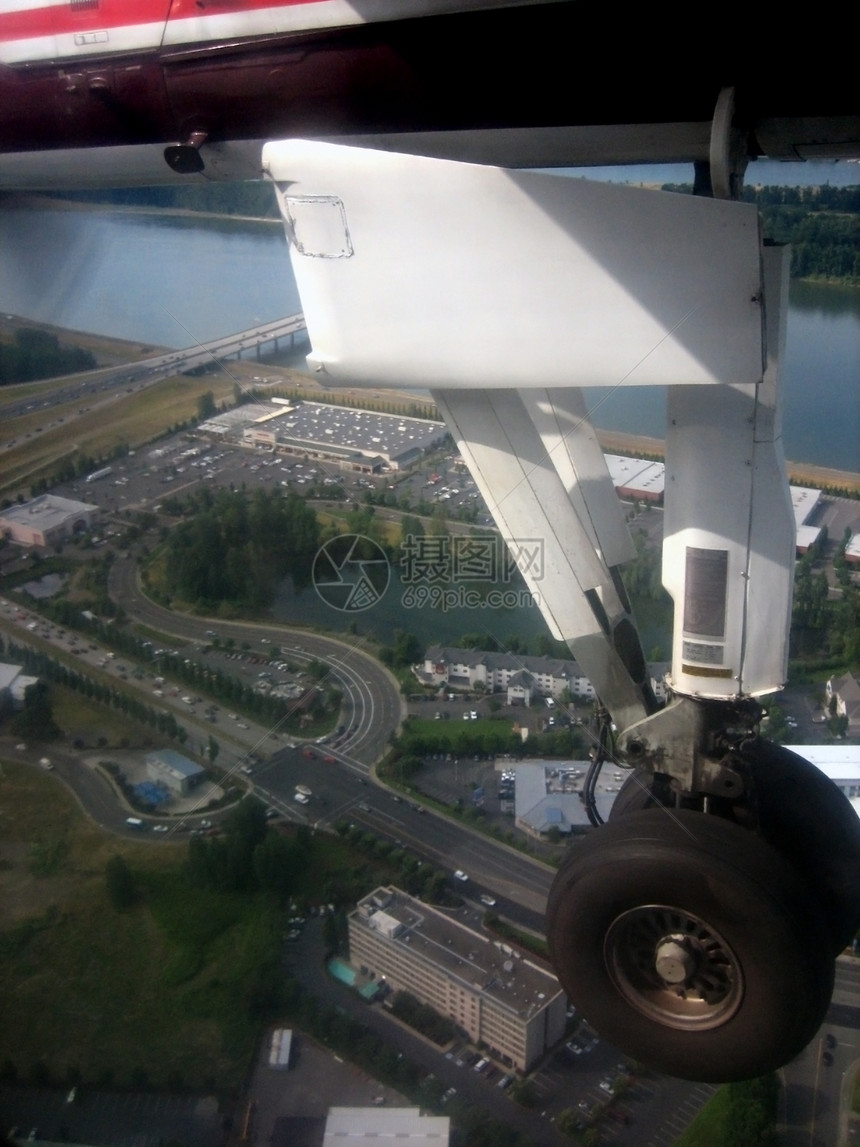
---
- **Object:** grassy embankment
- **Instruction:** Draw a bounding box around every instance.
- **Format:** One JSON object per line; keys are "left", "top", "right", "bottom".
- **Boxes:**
{"left": 0, "top": 374, "right": 237, "bottom": 502}
{"left": 0, "top": 749, "right": 352, "bottom": 1091}
{"left": 672, "top": 1088, "right": 732, "bottom": 1146}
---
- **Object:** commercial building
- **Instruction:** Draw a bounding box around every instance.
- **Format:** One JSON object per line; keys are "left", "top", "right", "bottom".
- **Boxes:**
{"left": 601, "top": 456, "right": 824, "bottom": 556}
{"left": 0, "top": 494, "right": 99, "bottom": 547}
{"left": 348, "top": 887, "right": 566, "bottom": 1071}
{"left": 145, "top": 748, "right": 207, "bottom": 796}
{"left": 794, "top": 743, "right": 860, "bottom": 809}
{"left": 202, "top": 398, "right": 447, "bottom": 472}
{"left": 512, "top": 760, "right": 617, "bottom": 836}
{"left": 323, "top": 1107, "right": 449, "bottom": 1147}
{"left": 604, "top": 453, "right": 665, "bottom": 503}
{"left": 825, "top": 677, "right": 860, "bottom": 736}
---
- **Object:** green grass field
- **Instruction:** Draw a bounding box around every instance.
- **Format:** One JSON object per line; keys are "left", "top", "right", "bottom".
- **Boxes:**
{"left": 0, "top": 750, "right": 389, "bottom": 1092}
{"left": 0, "top": 760, "right": 280, "bottom": 1090}
{"left": 671, "top": 1087, "right": 733, "bottom": 1147}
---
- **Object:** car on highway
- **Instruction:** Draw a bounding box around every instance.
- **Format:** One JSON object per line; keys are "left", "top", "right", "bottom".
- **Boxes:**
{"left": 453, "top": 870, "right": 469, "bottom": 882}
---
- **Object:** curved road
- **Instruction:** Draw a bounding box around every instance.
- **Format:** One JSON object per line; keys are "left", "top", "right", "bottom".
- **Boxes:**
{"left": 108, "top": 552, "right": 403, "bottom": 768}
{"left": 108, "top": 553, "right": 556, "bottom": 915}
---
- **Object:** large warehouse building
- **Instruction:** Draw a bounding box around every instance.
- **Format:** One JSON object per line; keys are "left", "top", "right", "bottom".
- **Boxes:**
{"left": 201, "top": 398, "right": 447, "bottom": 472}
{"left": 0, "top": 494, "right": 99, "bottom": 547}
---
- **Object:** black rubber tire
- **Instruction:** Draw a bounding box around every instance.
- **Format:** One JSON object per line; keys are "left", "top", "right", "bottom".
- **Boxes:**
{"left": 609, "top": 742, "right": 860, "bottom": 954}
{"left": 546, "top": 809, "right": 834, "bottom": 1082}
{"left": 742, "top": 738, "right": 860, "bottom": 954}
{"left": 608, "top": 770, "right": 663, "bottom": 820}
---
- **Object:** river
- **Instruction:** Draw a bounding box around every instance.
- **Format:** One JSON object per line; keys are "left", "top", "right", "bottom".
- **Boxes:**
{"left": 0, "top": 193, "right": 856, "bottom": 472}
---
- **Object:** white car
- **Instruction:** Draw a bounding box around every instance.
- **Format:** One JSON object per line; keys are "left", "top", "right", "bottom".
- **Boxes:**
{"left": 294, "top": 792, "right": 310, "bottom": 805}
{"left": 454, "top": 870, "right": 469, "bottom": 882}
{"left": 480, "top": 894, "right": 496, "bottom": 907}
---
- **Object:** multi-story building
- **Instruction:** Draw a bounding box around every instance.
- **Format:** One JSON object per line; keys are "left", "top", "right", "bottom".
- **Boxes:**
{"left": 419, "top": 645, "right": 672, "bottom": 705}
{"left": 417, "top": 645, "right": 595, "bottom": 703}
{"left": 348, "top": 887, "right": 566, "bottom": 1072}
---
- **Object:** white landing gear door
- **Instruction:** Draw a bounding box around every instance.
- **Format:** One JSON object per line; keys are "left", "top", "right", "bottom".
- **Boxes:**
{"left": 262, "top": 139, "right": 765, "bottom": 392}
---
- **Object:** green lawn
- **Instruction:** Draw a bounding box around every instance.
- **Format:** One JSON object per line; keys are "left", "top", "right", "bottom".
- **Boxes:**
{"left": 0, "top": 756, "right": 400, "bottom": 1092}
{"left": 0, "top": 760, "right": 280, "bottom": 1090}
{"left": 672, "top": 1087, "right": 731, "bottom": 1147}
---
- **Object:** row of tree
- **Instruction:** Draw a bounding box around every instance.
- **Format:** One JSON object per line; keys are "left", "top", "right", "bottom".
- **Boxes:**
{"left": 0, "top": 327, "right": 96, "bottom": 386}
{"left": 1, "top": 638, "right": 189, "bottom": 745}
{"left": 662, "top": 181, "right": 860, "bottom": 284}
{"left": 791, "top": 553, "right": 860, "bottom": 670}
{"left": 392, "top": 717, "right": 588, "bottom": 762}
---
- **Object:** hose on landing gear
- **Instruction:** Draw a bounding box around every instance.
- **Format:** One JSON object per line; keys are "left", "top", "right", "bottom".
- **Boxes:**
{"left": 582, "top": 704, "right": 614, "bottom": 827}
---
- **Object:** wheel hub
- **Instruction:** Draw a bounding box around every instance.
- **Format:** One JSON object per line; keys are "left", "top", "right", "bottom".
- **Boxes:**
{"left": 654, "top": 935, "right": 697, "bottom": 983}
{"left": 605, "top": 905, "right": 744, "bottom": 1030}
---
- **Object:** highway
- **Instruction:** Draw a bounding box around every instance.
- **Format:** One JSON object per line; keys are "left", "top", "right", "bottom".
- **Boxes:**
{"left": 0, "top": 312, "right": 307, "bottom": 424}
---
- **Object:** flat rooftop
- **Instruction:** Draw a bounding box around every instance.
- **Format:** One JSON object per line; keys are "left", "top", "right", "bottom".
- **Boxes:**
{"left": 206, "top": 399, "right": 446, "bottom": 464}
{"left": 324, "top": 1107, "right": 449, "bottom": 1146}
{"left": 0, "top": 494, "right": 97, "bottom": 529}
{"left": 353, "top": 887, "right": 561, "bottom": 1017}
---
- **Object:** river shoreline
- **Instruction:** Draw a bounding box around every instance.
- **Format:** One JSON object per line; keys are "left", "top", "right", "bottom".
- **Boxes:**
{"left": 593, "top": 428, "right": 860, "bottom": 492}
{"left": 2, "top": 308, "right": 857, "bottom": 493}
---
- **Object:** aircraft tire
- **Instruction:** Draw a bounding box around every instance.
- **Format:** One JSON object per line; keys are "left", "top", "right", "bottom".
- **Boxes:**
{"left": 744, "top": 738, "right": 860, "bottom": 954}
{"left": 546, "top": 809, "right": 833, "bottom": 1082}
{"left": 608, "top": 770, "right": 664, "bottom": 819}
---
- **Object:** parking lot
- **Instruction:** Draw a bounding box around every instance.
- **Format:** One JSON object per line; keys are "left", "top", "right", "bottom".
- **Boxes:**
{"left": 0, "top": 1085, "right": 222, "bottom": 1146}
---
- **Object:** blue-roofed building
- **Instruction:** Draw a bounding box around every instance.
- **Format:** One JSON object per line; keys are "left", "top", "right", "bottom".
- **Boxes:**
{"left": 513, "top": 761, "right": 616, "bottom": 836}
{"left": 146, "top": 748, "right": 206, "bottom": 796}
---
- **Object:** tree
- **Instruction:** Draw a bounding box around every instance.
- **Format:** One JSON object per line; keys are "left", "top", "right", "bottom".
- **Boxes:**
{"left": 197, "top": 391, "right": 216, "bottom": 420}
{"left": 509, "top": 1078, "right": 538, "bottom": 1108}
{"left": 10, "top": 681, "right": 60, "bottom": 741}
{"left": 555, "top": 1108, "right": 581, "bottom": 1137}
{"left": 380, "top": 629, "right": 423, "bottom": 670}
{"left": 207, "top": 735, "right": 220, "bottom": 764}
{"left": 225, "top": 797, "right": 269, "bottom": 850}
{"left": 105, "top": 855, "right": 139, "bottom": 910}
{"left": 253, "top": 831, "right": 306, "bottom": 898}
{"left": 725, "top": 1075, "right": 780, "bottom": 1146}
